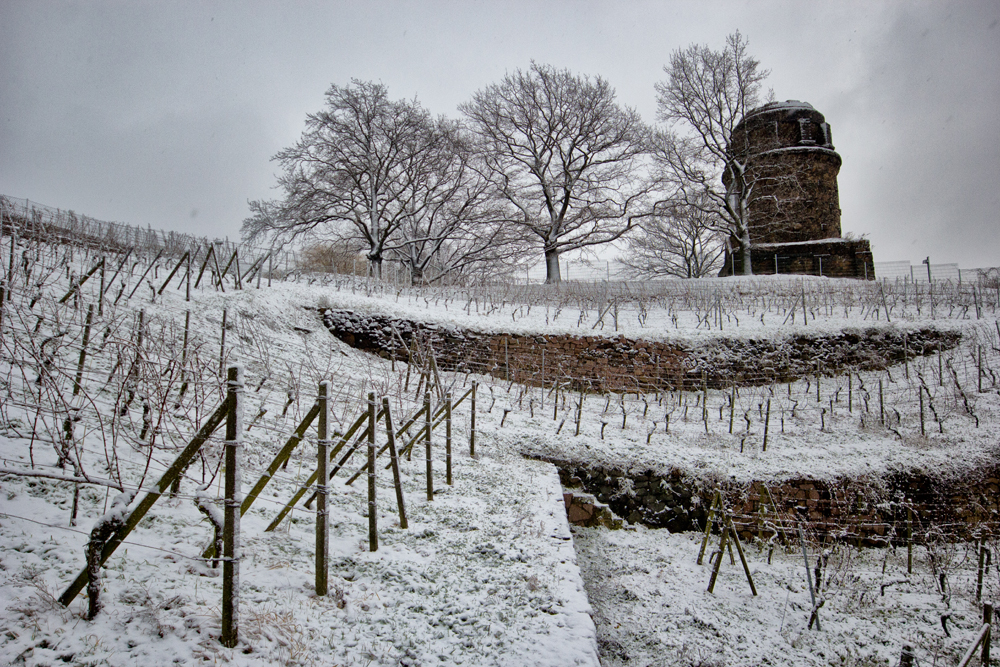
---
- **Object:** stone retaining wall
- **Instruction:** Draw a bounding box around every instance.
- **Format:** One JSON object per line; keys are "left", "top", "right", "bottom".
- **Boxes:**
{"left": 319, "top": 308, "right": 959, "bottom": 393}
{"left": 551, "top": 460, "right": 1000, "bottom": 544}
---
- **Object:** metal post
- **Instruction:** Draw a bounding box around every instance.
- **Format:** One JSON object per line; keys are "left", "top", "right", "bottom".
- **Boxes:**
{"left": 221, "top": 365, "right": 244, "bottom": 648}
{"left": 315, "top": 381, "right": 329, "bottom": 595}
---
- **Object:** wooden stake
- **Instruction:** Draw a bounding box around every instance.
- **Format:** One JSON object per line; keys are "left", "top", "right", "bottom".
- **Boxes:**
{"left": 315, "top": 383, "right": 329, "bottom": 595}
{"left": 425, "top": 392, "right": 433, "bottom": 501}
{"left": 469, "top": 381, "right": 477, "bottom": 457}
{"left": 762, "top": 398, "right": 771, "bottom": 452}
{"left": 71, "top": 304, "right": 95, "bottom": 397}
{"left": 382, "top": 398, "right": 407, "bottom": 529}
{"left": 799, "top": 524, "right": 821, "bottom": 631}
{"left": 445, "top": 392, "right": 453, "bottom": 485}
{"left": 728, "top": 517, "right": 757, "bottom": 596}
{"left": 697, "top": 490, "right": 722, "bottom": 565}
{"left": 219, "top": 309, "right": 227, "bottom": 377}
{"left": 221, "top": 365, "right": 244, "bottom": 648}
{"left": 707, "top": 522, "right": 729, "bottom": 594}
{"left": 368, "top": 392, "right": 378, "bottom": 552}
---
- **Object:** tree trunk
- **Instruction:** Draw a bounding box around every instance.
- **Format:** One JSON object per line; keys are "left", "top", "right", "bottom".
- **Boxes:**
{"left": 369, "top": 256, "right": 382, "bottom": 279}
{"left": 739, "top": 227, "right": 753, "bottom": 276}
{"left": 410, "top": 263, "right": 424, "bottom": 286}
{"left": 544, "top": 249, "right": 561, "bottom": 284}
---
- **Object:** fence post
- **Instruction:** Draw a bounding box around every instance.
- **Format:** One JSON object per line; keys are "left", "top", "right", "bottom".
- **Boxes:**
{"left": 367, "top": 392, "right": 378, "bottom": 552}
{"left": 899, "top": 645, "right": 915, "bottom": 667}
{"left": 315, "top": 381, "right": 329, "bottom": 596}
{"left": 469, "top": 381, "right": 477, "bottom": 457}
{"left": 221, "top": 365, "right": 244, "bottom": 648}
{"left": 425, "top": 392, "right": 433, "bottom": 501}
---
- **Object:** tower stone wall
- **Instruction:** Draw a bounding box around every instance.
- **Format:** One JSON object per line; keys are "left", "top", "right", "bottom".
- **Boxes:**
{"left": 720, "top": 100, "right": 874, "bottom": 278}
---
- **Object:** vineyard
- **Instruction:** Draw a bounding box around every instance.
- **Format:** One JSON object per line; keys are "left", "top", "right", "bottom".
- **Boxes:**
{"left": 1, "top": 198, "right": 1000, "bottom": 665}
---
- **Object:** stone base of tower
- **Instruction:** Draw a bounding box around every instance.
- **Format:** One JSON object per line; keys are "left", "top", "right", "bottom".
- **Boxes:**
{"left": 719, "top": 237, "right": 875, "bottom": 279}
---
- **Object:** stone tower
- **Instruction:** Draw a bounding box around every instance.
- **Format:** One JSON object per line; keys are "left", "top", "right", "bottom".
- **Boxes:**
{"left": 719, "top": 100, "right": 874, "bottom": 279}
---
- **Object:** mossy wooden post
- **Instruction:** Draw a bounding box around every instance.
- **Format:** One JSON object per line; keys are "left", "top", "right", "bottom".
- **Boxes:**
{"left": 73, "top": 304, "right": 94, "bottom": 396}
{"left": 382, "top": 398, "right": 407, "bottom": 529}
{"left": 221, "top": 365, "right": 244, "bottom": 648}
{"left": 469, "top": 381, "right": 477, "bottom": 457}
{"left": 707, "top": 522, "right": 729, "bottom": 594}
{"left": 425, "top": 392, "right": 433, "bottom": 501}
{"left": 315, "top": 382, "right": 330, "bottom": 596}
{"left": 445, "top": 392, "right": 453, "bottom": 486}
{"left": 697, "top": 490, "right": 722, "bottom": 565}
{"left": 367, "top": 392, "right": 378, "bottom": 552}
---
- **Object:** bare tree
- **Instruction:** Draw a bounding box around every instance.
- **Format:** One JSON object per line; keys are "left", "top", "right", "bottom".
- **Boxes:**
{"left": 242, "top": 80, "right": 433, "bottom": 278}
{"left": 388, "top": 118, "right": 527, "bottom": 285}
{"left": 621, "top": 198, "right": 725, "bottom": 279}
{"left": 460, "top": 62, "right": 651, "bottom": 283}
{"left": 654, "top": 31, "right": 772, "bottom": 275}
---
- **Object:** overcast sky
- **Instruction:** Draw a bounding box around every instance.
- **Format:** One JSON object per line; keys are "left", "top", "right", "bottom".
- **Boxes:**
{"left": 2, "top": 1, "right": 998, "bottom": 268}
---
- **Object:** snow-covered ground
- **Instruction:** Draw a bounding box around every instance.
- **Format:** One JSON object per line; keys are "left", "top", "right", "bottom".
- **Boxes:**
{"left": 1, "top": 243, "right": 999, "bottom": 666}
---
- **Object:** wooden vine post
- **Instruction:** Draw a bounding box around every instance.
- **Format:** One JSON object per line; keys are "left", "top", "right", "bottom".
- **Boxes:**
{"left": 73, "top": 303, "right": 94, "bottom": 396}
{"left": 469, "top": 381, "right": 477, "bottom": 457}
{"left": 221, "top": 365, "right": 244, "bottom": 648}
{"left": 425, "top": 392, "right": 433, "bottom": 501}
{"left": 315, "top": 381, "right": 330, "bottom": 596}
{"left": 445, "top": 392, "right": 453, "bottom": 486}
{"left": 367, "top": 392, "right": 378, "bottom": 552}
{"left": 382, "top": 397, "right": 408, "bottom": 529}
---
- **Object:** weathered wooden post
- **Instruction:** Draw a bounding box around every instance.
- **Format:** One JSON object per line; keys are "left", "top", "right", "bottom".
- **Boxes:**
{"left": 445, "top": 392, "right": 453, "bottom": 486}
{"left": 799, "top": 525, "right": 821, "bottom": 631}
{"left": 382, "top": 397, "right": 407, "bottom": 529}
{"left": 978, "top": 542, "right": 991, "bottom": 602}
{"left": 219, "top": 309, "right": 228, "bottom": 377}
{"left": 368, "top": 392, "right": 378, "bottom": 552}
{"left": 425, "top": 391, "right": 433, "bottom": 501}
{"left": 315, "top": 381, "right": 330, "bottom": 596}
{"left": 221, "top": 365, "right": 244, "bottom": 648}
{"left": 73, "top": 304, "right": 94, "bottom": 396}
{"left": 469, "top": 381, "right": 477, "bottom": 457}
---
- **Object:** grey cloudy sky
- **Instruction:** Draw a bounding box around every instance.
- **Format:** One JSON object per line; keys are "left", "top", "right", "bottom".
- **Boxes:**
{"left": 2, "top": 0, "right": 998, "bottom": 268}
